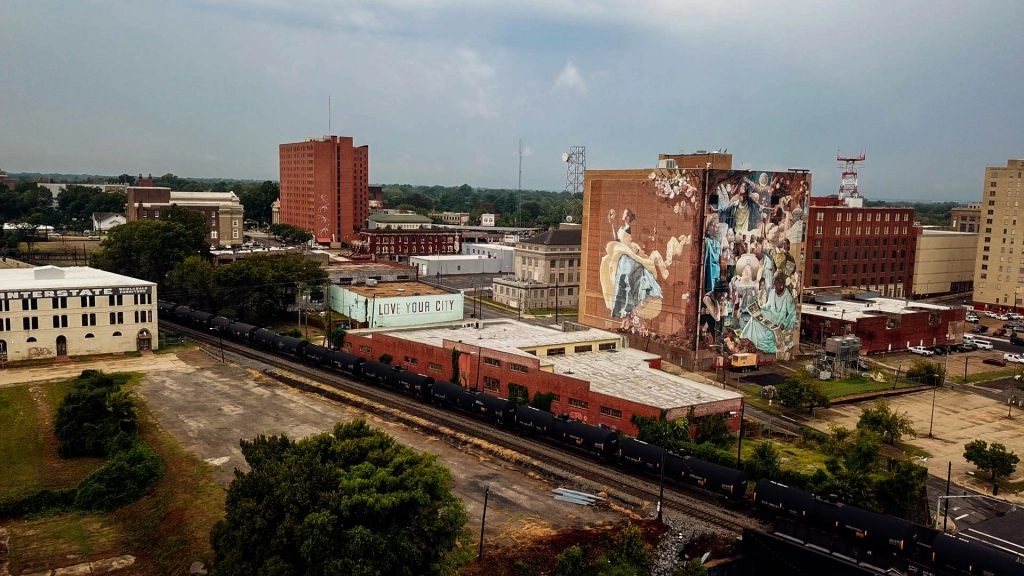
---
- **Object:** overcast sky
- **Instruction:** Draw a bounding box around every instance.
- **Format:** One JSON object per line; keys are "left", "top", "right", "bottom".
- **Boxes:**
{"left": 3, "top": 1, "right": 1023, "bottom": 201}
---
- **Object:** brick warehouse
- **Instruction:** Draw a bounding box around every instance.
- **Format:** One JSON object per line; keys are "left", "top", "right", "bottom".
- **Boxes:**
{"left": 341, "top": 319, "right": 742, "bottom": 436}
{"left": 800, "top": 289, "right": 966, "bottom": 355}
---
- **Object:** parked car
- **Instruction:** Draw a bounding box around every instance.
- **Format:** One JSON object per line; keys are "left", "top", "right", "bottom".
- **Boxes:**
{"left": 983, "top": 357, "right": 1008, "bottom": 367}
{"left": 994, "top": 328, "right": 1008, "bottom": 337}
{"left": 966, "top": 316, "right": 980, "bottom": 324}
{"left": 955, "top": 341, "right": 977, "bottom": 352}
{"left": 909, "top": 346, "right": 935, "bottom": 356}
{"left": 996, "top": 314, "right": 1011, "bottom": 321}
{"left": 971, "top": 324, "right": 989, "bottom": 334}
{"left": 974, "top": 339, "right": 994, "bottom": 350}
{"left": 1004, "top": 353, "right": 1024, "bottom": 364}
{"left": 1011, "top": 333, "right": 1024, "bottom": 346}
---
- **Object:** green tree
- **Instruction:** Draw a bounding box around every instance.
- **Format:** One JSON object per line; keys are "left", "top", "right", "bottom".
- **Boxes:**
{"left": 776, "top": 371, "right": 831, "bottom": 413}
{"left": 53, "top": 371, "right": 136, "bottom": 457}
{"left": 554, "top": 545, "right": 586, "bottom": 576}
{"left": 857, "top": 399, "right": 916, "bottom": 445}
{"left": 237, "top": 180, "right": 278, "bottom": 225}
{"left": 906, "top": 360, "right": 944, "bottom": 385}
{"left": 692, "top": 413, "right": 732, "bottom": 447}
{"left": 211, "top": 253, "right": 327, "bottom": 322}
{"left": 964, "top": 440, "right": 1020, "bottom": 483}
{"left": 165, "top": 255, "right": 217, "bottom": 309}
{"left": 747, "top": 441, "right": 781, "bottom": 480}
{"left": 93, "top": 218, "right": 207, "bottom": 284}
{"left": 270, "top": 223, "right": 313, "bottom": 244}
{"left": 873, "top": 459, "right": 928, "bottom": 517}
{"left": 210, "top": 420, "right": 469, "bottom": 576}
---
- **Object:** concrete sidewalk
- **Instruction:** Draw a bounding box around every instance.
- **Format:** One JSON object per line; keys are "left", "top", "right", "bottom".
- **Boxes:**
{"left": 0, "top": 353, "right": 190, "bottom": 388}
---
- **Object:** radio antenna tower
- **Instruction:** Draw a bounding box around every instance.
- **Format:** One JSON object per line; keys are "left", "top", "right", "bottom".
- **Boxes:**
{"left": 561, "top": 146, "right": 585, "bottom": 224}
{"left": 837, "top": 150, "right": 866, "bottom": 199}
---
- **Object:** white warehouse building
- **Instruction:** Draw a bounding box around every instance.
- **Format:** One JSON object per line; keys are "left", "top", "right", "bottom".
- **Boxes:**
{"left": 328, "top": 281, "right": 463, "bottom": 329}
{"left": 0, "top": 266, "right": 158, "bottom": 363}
{"left": 409, "top": 254, "right": 505, "bottom": 277}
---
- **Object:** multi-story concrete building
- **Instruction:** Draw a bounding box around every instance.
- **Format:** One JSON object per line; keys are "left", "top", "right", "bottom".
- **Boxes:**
{"left": 0, "top": 266, "right": 157, "bottom": 363}
{"left": 431, "top": 212, "right": 470, "bottom": 225}
{"left": 279, "top": 135, "right": 369, "bottom": 245}
{"left": 951, "top": 203, "right": 981, "bottom": 233}
{"left": 804, "top": 196, "right": 916, "bottom": 298}
{"left": 492, "top": 227, "right": 582, "bottom": 313}
{"left": 910, "top": 230, "right": 977, "bottom": 300}
{"left": 125, "top": 186, "right": 244, "bottom": 247}
{"left": 972, "top": 159, "right": 1024, "bottom": 311}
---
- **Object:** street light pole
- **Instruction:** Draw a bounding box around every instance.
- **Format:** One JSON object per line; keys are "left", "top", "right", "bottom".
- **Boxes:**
{"left": 928, "top": 385, "right": 937, "bottom": 437}
{"left": 477, "top": 486, "right": 490, "bottom": 560}
{"left": 736, "top": 402, "right": 746, "bottom": 469}
{"left": 656, "top": 437, "right": 666, "bottom": 523}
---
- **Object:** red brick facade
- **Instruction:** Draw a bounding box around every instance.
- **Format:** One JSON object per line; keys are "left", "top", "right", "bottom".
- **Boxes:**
{"left": 279, "top": 136, "right": 369, "bottom": 245}
{"left": 805, "top": 199, "right": 918, "bottom": 297}
{"left": 355, "top": 230, "right": 462, "bottom": 260}
{"left": 801, "top": 305, "right": 965, "bottom": 355}
{"left": 340, "top": 330, "right": 741, "bottom": 436}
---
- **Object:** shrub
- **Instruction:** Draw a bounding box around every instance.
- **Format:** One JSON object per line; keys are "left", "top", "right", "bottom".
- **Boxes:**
{"left": 54, "top": 371, "right": 136, "bottom": 458}
{"left": 74, "top": 441, "right": 164, "bottom": 512}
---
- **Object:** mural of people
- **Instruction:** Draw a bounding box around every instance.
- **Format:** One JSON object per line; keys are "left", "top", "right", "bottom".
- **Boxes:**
{"left": 585, "top": 166, "right": 809, "bottom": 363}
{"left": 600, "top": 208, "right": 691, "bottom": 331}
{"left": 740, "top": 275, "right": 797, "bottom": 357}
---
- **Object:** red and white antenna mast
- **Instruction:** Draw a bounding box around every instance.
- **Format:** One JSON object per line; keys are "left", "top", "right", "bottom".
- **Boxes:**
{"left": 837, "top": 150, "right": 866, "bottom": 199}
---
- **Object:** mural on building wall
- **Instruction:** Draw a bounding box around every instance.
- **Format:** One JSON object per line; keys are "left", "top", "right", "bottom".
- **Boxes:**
{"left": 584, "top": 168, "right": 810, "bottom": 360}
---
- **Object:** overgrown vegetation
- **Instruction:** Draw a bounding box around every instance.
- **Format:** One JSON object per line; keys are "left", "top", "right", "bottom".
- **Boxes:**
{"left": 0, "top": 371, "right": 164, "bottom": 518}
{"left": 211, "top": 420, "right": 469, "bottom": 575}
{"left": 552, "top": 523, "right": 651, "bottom": 576}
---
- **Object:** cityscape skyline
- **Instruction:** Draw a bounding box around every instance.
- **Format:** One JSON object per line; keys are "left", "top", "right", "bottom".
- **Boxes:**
{"left": 3, "top": 1, "right": 1023, "bottom": 201}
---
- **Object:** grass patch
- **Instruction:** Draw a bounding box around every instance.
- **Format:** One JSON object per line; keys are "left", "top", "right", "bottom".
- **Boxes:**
{"left": 0, "top": 386, "right": 46, "bottom": 500}
{"left": 737, "top": 436, "right": 831, "bottom": 476}
{"left": 7, "top": 515, "right": 125, "bottom": 575}
{"left": 966, "top": 366, "right": 1024, "bottom": 384}
{"left": 820, "top": 376, "right": 919, "bottom": 399}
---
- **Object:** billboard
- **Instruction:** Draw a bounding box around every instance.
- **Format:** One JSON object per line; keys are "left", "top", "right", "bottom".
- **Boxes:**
{"left": 581, "top": 168, "right": 811, "bottom": 362}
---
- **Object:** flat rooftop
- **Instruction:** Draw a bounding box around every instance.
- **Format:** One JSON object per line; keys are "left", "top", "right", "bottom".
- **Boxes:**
{"left": 411, "top": 255, "right": 490, "bottom": 261}
{"left": 0, "top": 266, "right": 154, "bottom": 291}
{"left": 325, "top": 262, "right": 414, "bottom": 274}
{"left": 344, "top": 281, "right": 449, "bottom": 298}
{"left": 803, "top": 294, "right": 955, "bottom": 321}
{"left": 361, "top": 319, "right": 741, "bottom": 410}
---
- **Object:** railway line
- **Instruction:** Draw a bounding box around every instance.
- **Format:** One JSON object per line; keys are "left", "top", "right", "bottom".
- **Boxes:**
{"left": 162, "top": 320, "right": 762, "bottom": 534}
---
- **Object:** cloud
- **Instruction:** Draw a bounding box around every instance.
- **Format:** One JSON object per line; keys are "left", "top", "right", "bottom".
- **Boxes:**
{"left": 447, "top": 47, "right": 498, "bottom": 119}
{"left": 553, "top": 61, "right": 587, "bottom": 95}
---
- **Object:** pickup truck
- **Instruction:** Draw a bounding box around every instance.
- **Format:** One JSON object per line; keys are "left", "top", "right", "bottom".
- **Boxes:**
{"left": 908, "top": 346, "right": 935, "bottom": 356}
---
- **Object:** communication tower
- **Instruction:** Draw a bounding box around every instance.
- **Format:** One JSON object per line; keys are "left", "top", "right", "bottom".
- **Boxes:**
{"left": 562, "top": 146, "right": 585, "bottom": 223}
{"left": 837, "top": 150, "right": 866, "bottom": 200}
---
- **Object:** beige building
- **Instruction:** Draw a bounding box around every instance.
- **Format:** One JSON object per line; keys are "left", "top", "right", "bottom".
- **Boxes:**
{"left": 0, "top": 266, "right": 157, "bottom": 364}
{"left": 492, "top": 226, "right": 581, "bottom": 313}
{"left": 367, "top": 211, "right": 433, "bottom": 230}
{"left": 911, "top": 230, "right": 977, "bottom": 299}
{"left": 951, "top": 203, "right": 981, "bottom": 233}
{"left": 126, "top": 186, "right": 245, "bottom": 247}
{"left": 972, "top": 159, "right": 1024, "bottom": 310}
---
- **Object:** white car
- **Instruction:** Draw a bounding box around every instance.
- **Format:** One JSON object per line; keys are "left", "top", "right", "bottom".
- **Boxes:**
{"left": 996, "top": 314, "right": 1010, "bottom": 321}
{"left": 973, "top": 339, "right": 994, "bottom": 350}
{"left": 1003, "top": 353, "right": 1024, "bottom": 364}
{"left": 908, "top": 346, "right": 935, "bottom": 356}
{"left": 986, "top": 311, "right": 1000, "bottom": 318}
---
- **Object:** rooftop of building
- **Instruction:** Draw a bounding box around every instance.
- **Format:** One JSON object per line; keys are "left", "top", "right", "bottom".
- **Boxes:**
{"left": 324, "top": 261, "right": 415, "bottom": 273}
{"left": 432, "top": 224, "right": 542, "bottom": 233}
{"left": 464, "top": 243, "right": 515, "bottom": 251}
{"left": 802, "top": 290, "right": 956, "bottom": 322}
{"left": 368, "top": 212, "right": 433, "bottom": 223}
{"left": 0, "top": 266, "right": 154, "bottom": 289}
{"left": 344, "top": 281, "right": 449, "bottom": 298}
{"left": 359, "top": 319, "right": 741, "bottom": 410}
{"left": 919, "top": 229, "right": 977, "bottom": 237}
{"left": 410, "top": 254, "right": 492, "bottom": 262}
{"left": 520, "top": 228, "right": 582, "bottom": 246}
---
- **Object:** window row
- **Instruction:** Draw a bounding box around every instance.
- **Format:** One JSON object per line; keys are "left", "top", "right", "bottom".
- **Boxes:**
{"left": 0, "top": 311, "right": 152, "bottom": 331}
{"left": 3, "top": 293, "right": 153, "bottom": 312}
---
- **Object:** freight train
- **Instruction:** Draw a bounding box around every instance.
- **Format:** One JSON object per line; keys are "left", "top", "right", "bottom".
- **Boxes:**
{"left": 159, "top": 301, "right": 1024, "bottom": 575}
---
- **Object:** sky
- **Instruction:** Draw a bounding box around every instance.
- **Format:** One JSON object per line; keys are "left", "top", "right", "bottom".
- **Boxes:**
{"left": 2, "top": 0, "right": 1024, "bottom": 201}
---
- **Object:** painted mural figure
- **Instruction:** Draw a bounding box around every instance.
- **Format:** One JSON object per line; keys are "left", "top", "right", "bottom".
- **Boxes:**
{"left": 740, "top": 275, "right": 796, "bottom": 357}
{"left": 717, "top": 183, "right": 761, "bottom": 235}
{"left": 599, "top": 208, "right": 690, "bottom": 331}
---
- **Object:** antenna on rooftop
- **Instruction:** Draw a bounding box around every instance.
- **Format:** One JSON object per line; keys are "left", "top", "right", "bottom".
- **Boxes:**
{"left": 561, "top": 146, "right": 585, "bottom": 224}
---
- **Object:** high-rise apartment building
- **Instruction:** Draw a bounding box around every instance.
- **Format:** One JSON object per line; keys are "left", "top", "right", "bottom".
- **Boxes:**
{"left": 972, "top": 159, "right": 1024, "bottom": 311}
{"left": 279, "top": 135, "right": 369, "bottom": 245}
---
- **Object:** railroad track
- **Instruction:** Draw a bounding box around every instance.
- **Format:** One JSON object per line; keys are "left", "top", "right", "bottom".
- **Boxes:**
{"left": 162, "top": 321, "right": 763, "bottom": 534}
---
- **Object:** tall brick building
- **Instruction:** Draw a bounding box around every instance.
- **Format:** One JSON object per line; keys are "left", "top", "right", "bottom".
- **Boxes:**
{"left": 279, "top": 135, "right": 369, "bottom": 245}
{"left": 804, "top": 196, "right": 917, "bottom": 298}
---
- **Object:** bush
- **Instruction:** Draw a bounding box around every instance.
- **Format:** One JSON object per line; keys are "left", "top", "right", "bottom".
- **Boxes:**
{"left": 54, "top": 370, "right": 136, "bottom": 457}
{"left": 74, "top": 441, "right": 164, "bottom": 512}
{"left": 0, "top": 488, "right": 77, "bottom": 518}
